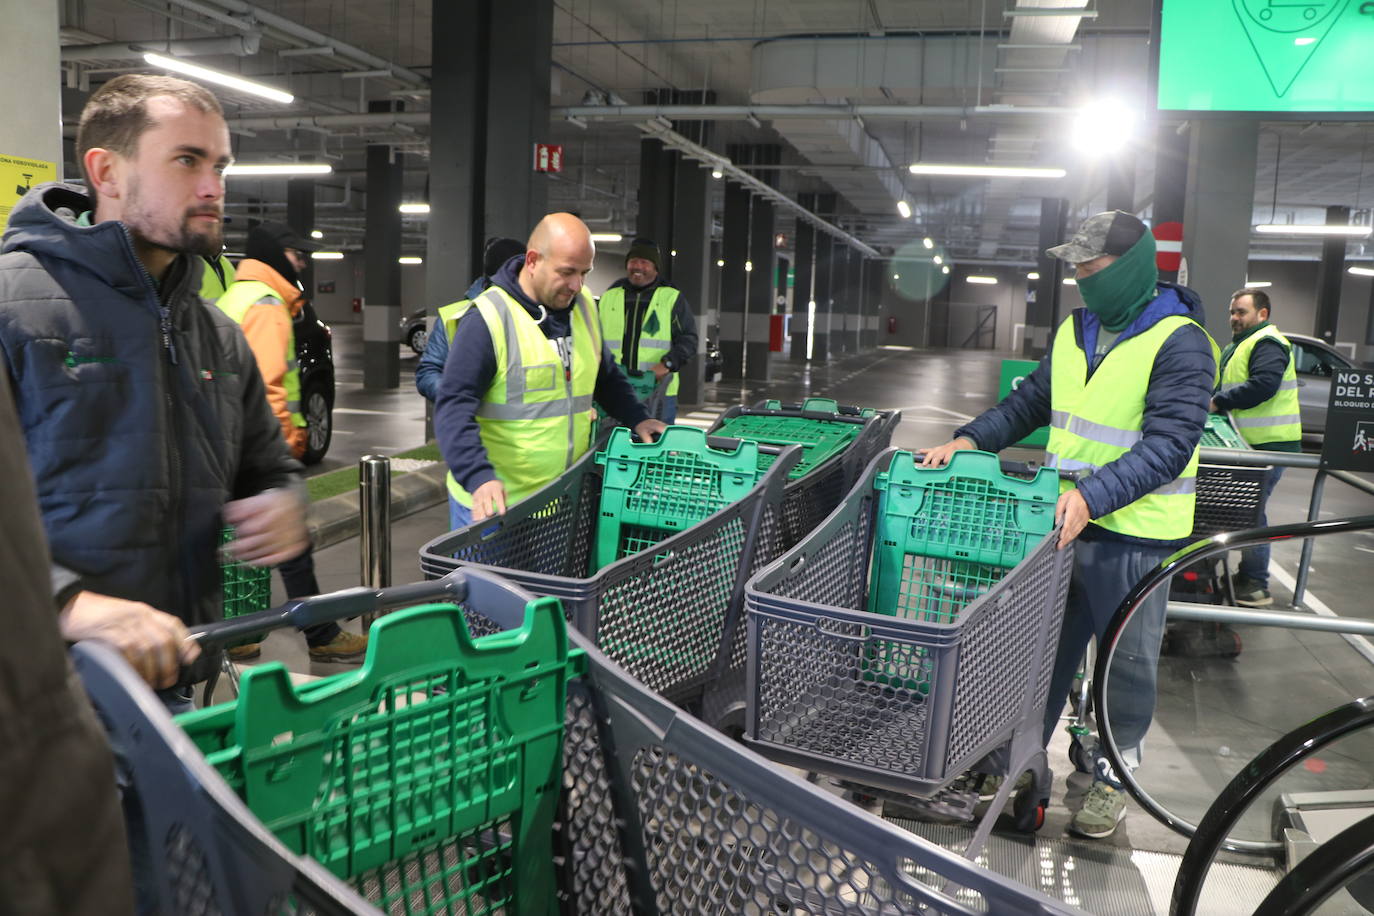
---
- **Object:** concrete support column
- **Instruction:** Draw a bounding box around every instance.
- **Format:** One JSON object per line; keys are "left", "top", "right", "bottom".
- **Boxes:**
{"left": 670, "top": 119, "right": 712, "bottom": 407}
{"left": 830, "top": 243, "right": 850, "bottom": 355}
{"left": 484, "top": 0, "right": 552, "bottom": 240}
{"left": 1027, "top": 197, "right": 1068, "bottom": 358}
{"left": 1183, "top": 119, "right": 1259, "bottom": 341}
{"left": 1314, "top": 204, "right": 1350, "bottom": 346}
{"left": 845, "top": 246, "right": 863, "bottom": 353}
{"left": 1152, "top": 120, "right": 1190, "bottom": 284}
{"left": 4, "top": 0, "right": 60, "bottom": 195}
{"left": 364, "top": 102, "right": 403, "bottom": 390}
{"left": 745, "top": 197, "right": 775, "bottom": 380}
{"left": 863, "top": 257, "right": 883, "bottom": 348}
{"left": 286, "top": 178, "right": 315, "bottom": 297}
{"left": 812, "top": 203, "right": 836, "bottom": 361}
{"left": 636, "top": 137, "right": 676, "bottom": 251}
{"left": 791, "top": 198, "right": 815, "bottom": 361}
{"left": 719, "top": 181, "right": 750, "bottom": 379}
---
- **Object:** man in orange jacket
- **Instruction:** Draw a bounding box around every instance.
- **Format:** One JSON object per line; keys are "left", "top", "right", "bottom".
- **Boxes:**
{"left": 215, "top": 222, "right": 367, "bottom": 661}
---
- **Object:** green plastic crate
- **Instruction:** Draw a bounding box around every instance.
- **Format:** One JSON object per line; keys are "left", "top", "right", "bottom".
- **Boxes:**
{"left": 592, "top": 425, "right": 766, "bottom": 570}
{"left": 176, "top": 598, "right": 573, "bottom": 916}
{"left": 713, "top": 410, "right": 863, "bottom": 480}
{"left": 220, "top": 527, "right": 270, "bottom": 647}
{"left": 870, "top": 449, "right": 1058, "bottom": 624}
{"left": 1200, "top": 412, "right": 1247, "bottom": 449}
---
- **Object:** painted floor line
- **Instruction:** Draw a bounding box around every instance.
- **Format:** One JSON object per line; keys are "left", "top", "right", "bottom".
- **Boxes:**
{"left": 1269, "top": 561, "right": 1374, "bottom": 667}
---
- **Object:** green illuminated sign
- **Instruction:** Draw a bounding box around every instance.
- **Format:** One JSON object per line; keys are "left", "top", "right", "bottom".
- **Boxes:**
{"left": 1157, "top": 0, "right": 1374, "bottom": 114}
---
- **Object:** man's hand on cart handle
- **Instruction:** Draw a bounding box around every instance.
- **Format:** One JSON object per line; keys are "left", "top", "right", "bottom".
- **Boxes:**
{"left": 651, "top": 361, "right": 670, "bottom": 381}
{"left": 471, "top": 479, "right": 507, "bottom": 521}
{"left": 1055, "top": 489, "right": 1091, "bottom": 549}
{"left": 60, "top": 591, "right": 200, "bottom": 689}
{"left": 919, "top": 436, "right": 976, "bottom": 467}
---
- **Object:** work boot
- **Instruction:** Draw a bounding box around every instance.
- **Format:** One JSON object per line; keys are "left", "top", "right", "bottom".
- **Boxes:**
{"left": 226, "top": 642, "right": 261, "bottom": 661}
{"left": 308, "top": 629, "right": 369, "bottom": 661}
{"left": 1233, "top": 578, "right": 1273, "bottom": 608}
{"left": 1069, "top": 779, "right": 1127, "bottom": 838}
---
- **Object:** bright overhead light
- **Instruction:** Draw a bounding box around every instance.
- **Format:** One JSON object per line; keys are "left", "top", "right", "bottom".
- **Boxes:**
{"left": 1072, "top": 100, "right": 1137, "bottom": 154}
{"left": 896, "top": 200, "right": 912, "bottom": 219}
{"left": 1027, "top": 271, "right": 1040, "bottom": 280}
{"left": 745, "top": 260, "right": 754, "bottom": 272}
{"left": 909, "top": 163, "right": 1066, "bottom": 179}
{"left": 1245, "top": 280, "right": 1273, "bottom": 287}
{"left": 224, "top": 163, "right": 332, "bottom": 176}
{"left": 1255, "top": 223, "right": 1372, "bottom": 237}
{"left": 311, "top": 251, "right": 344, "bottom": 260}
{"left": 144, "top": 53, "right": 293, "bottom": 104}
{"left": 711, "top": 167, "right": 723, "bottom": 179}
{"left": 966, "top": 275, "right": 998, "bottom": 285}
{"left": 922, "top": 237, "right": 934, "bottom": 249}
{"left": 941, "top": 265, "right": 950, "bottom": 274}
{"left": 1349, "top": 266, "right": 1374, "bottom": 277}
{"left": 398, "top": 256, "right": 423, "bottom": 265}
{"left": 309, "top": 229, "right": 323, "bottom": 239}
{"left": 893, "top": 273, "right": 901, "bottom": 280}
{"left": 932, "top": 255, "right": 943, "bottom": 265}
{"left": 398, "top": 202, "right": 431, "bottom": 215}
{"left": 1063, "top": 277, "right": 1077, "bottom": 286}
{"left": 716, "top": 259, "right": 725, "bottom": 267}
{"left": 589, "top": 232, "right": 622, "bottom": 243}
{"left": 670, "top": 249, "right": 678, "bottom": 257}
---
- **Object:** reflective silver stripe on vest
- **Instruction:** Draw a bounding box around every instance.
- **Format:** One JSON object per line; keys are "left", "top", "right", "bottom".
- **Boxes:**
{"left": 1047, "top": 453, "right": 1196, "bottom": 495}
{"left": 477, "top": 394, "right": 593, "bottom": 421}
{"left": 1232, "top": 413, "right": 1302, "bottom": 428}
{"left": 1049, "top": 410, "right": 1143, "bottom": 449}
{"left": 639, "top": 336, "right": 672, "bottom": 349}
{"left": 1276, "top": 378, "right": 1300, "bottom": 392}
{"left": 482, "top": 289, "right": 528, "bottom": 402}
{"left": 1045, "top": 454, "right": 1099, "bottom": 473}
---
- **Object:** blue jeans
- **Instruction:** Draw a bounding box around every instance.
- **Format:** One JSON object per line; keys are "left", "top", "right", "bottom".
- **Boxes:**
{"left": 1237, "top": 465, "right": 1284, "bottom": 587}
{"left": 659, "top": 395, "right": 678, "bottom": 424}
{"left": 1042, "top": 538, "right": 1172, "bottom": 775}
{"left": 449, "top": 495, "right": 472, "bottom": 532}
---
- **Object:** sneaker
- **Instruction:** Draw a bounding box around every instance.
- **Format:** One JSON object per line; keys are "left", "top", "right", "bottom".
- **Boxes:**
{"left": 226, "top": 643, "right": 261, "bottom": 661}
{"left": 308, "top": 630, "right": 369, "bottom": 661}
{"left": 1233, "top": 580, "right": 1273, "bottom": 608}
{"left": 1069, "top": 779, "right": 1127, "bottom": 838}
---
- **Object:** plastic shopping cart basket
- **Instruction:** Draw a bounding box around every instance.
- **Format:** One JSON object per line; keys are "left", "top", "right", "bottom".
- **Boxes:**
{"left": 1199, "top": 412, "right": 1248, "bottom": 450}
{"left": 709, "top": 397, "right": 901, "bottom": 550}
{"left": 745, "top": 448, "right": 1074, "bottom": 859}
{"left": 80, "top": 570, "right": 1088, "bottom": 916}
{"left": 420, "top": 425, "right": 800, "bottom": 728}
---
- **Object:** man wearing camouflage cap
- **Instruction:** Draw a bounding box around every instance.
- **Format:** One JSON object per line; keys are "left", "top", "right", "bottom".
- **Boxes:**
{"left": 923, "top": 210, "right": 1218, "bottom": 838}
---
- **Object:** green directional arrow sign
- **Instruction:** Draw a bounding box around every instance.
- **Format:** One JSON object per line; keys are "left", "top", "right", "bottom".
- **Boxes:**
{"left": 1234, "top": 0, "right": 1350, "bottom": 96}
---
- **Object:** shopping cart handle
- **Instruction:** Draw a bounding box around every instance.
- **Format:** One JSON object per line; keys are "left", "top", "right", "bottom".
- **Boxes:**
{"left": 704, "top": 434, "right": 789, "bottom": 458}
{"left": 188, "top": 571, "right": 472, "bottom": 649}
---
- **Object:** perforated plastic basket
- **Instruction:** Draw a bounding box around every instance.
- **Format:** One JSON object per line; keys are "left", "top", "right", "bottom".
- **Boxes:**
{"left": 220, "top": 527, "right": 271, "bottom": 646}
{"left": 1200, "top": 412, "right": 1248, "bottom": 450}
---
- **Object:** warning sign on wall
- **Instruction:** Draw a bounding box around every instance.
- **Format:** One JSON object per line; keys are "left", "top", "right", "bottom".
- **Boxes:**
{"left": 1321, "top": 368, "right": 1374, "bottom": 473}
{"left": 0, "top": 154, "right": 58, "bottom": 230}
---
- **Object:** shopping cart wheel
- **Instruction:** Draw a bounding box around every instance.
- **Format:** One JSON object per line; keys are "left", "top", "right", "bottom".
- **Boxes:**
{"left": 1012, "top": 784, "right": 1047, "bottom": 832}
{"left": 1068, "top": 736, "right": 1096, "bottom": 775}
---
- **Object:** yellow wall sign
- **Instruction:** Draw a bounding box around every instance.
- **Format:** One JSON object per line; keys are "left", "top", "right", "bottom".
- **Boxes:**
{"left": 0, "top": 154, "right": 58, "bottom": 230}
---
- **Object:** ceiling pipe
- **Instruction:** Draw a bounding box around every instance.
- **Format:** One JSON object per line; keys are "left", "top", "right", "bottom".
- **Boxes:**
{"left": 160, "top": 0, "right": 428, "bottom": 86}
{"left": 224, "top": 111, "right": 430, "bottom": 130}
{"left": 61, "top": 33, "right": 262, "bottom": 61}
{"left": 554, "top": 103, "right": 1077, "bottom": 122}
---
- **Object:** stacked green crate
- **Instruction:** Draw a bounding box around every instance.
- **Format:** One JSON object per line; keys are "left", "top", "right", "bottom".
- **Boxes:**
{"left": 713, "top": 400, "right": 864, "bottom": 481}
{"left": 1200, "top": 412, "right": 1247, "bottom": 449}
{"left": 220, "top": 527, "right": 270, "bottom": 648}
{"left": 176, "top": 598, "right": 575, "bottom": 916}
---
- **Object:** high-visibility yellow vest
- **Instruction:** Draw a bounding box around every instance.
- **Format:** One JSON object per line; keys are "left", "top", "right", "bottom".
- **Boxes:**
{"left": 445, "top": 286, "right": 602, "bottom": 508}
{"left": 439, "top": 298, "right": 472, "bottom": 343}
{"left": 1046, "top": 313, "right": 1215, "bottom": 541}
{"left": 214, "top": 280, "right": 305, "bottom": 427}
{"left": 1222, "top": 325, "right": 1302, "bottom": 447}
{"left": 199, "top": 254, "right": 235, "bottom": 301}
{"left": 599, "top": 284, "right": 681, "bottom": 396}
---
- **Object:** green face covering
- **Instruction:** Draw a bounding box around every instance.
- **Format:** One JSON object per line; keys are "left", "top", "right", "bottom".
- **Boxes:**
{"left": 1074, "top": 233, "right": 1159, "bottom": 332}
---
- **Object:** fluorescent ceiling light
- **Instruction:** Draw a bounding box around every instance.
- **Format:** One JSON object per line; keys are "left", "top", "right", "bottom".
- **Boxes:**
{"left": 671, "top": 249, "right": 678, "bottom": 257}
{"left": 1073, "top": 100, "right": 1137, "bottom": 154}
{"left": 398, "top": 256, "right": 423, "bottom": 265}
{"left": 896, "top": 200, "right": 912, "bottom": 219}
{"left": 966, "top": 275, "right": 997, "bottom": 285}
{"left": 1349, "top": 266, "right": 1374, "bottom": 277}
{"left": 941, "top": 265, "right": 950, "bottom": 274}
{"left": 1245, "top": 280, "right": 1273, "bottom": 287}
{"left": 909, "top": 163, "right": 1066, "bottom": 179}
{"left": 1063, "top": 277, "right": 1077, "bottom": 286}
{"left": 932, "top": 255, "right": 943, "bottom": 265}
{"left": 711, "top": 167, "right": 723, "bottom": 179}
{"left": 716, "top": 259, "right": 725, "bottom": 267}
{"left": 1027, "top": 271, "right": 1040, "bottom": 280}
{"left": 745, "top": 260, "right": 753, "bottom": 272}
{"left": 893, "top": 273, "right": 901, "bottom": 280}
{"left": 311, "top": 251, "right": 344, "bottom": 260}
{"left": 224, "top": 163, "right": 332, "bottom": 176}
{"left": 922, "top": 237, "right": 934, "bottom": 249}
{"left": 398, "top": 203, "right": 430, "bottom": 214}
{"left": 589, "top": 232, "right": 622, "bottom": 243}
{"left": 144, "top": 53, "right": 293, "bottom": 104}
{"left": 1255, "top": 223, "right": 1371, "bottom": 237}
{"left": 309, "top": 230, "right": 323, "bottom": 239}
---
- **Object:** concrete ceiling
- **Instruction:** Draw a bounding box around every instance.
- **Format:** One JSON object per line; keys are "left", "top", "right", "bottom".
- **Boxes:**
{"left": 55, "top": 0, "right": 1374, "bottom": 263}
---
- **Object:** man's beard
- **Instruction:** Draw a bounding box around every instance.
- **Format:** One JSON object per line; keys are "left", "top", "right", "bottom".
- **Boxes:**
{"left": 125, "top": 178, "right": 222, "bottom": 259}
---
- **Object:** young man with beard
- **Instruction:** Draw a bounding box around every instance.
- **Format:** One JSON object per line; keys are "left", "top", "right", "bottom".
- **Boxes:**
{"left": 0, "top": 74, "right": 306, "bottom": 698}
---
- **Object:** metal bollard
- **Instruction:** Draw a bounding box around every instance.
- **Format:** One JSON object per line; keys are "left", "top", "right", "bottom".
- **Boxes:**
{"left": 358, "top": 454, "right": 391, "bottom": 630}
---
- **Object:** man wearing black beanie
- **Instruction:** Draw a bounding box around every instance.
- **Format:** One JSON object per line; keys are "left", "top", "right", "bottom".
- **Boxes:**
{"left": 598, "top": 237, "right": 698, "bottom": 422}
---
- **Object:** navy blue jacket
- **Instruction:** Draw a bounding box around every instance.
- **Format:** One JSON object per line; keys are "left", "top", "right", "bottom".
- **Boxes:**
{"left": 956, "top": 282, "right": 1215, "bottom": 546}
{"left": 1213, "top": 336, "right": 1289, "bottom": 412}
{"left": 0, "top": 184, "right": 299, "bottom": 639}
{"left": 434, "top": 256, "right": 650, "bottom": 494}
{"left": 414, "top": 274, "right": 487, "bottom": 402}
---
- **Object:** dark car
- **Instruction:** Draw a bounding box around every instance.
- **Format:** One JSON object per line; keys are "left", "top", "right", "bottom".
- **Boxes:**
{"left": 293, "top": 300, "right": 335, "bottom": 464}
{"left": 401, "top": 308, "right": 428, "bottom": 355}
{"left": 704, "top": 337, "right": 722, "bottom": 382}
{"left": 1286, "top": 333, "right": 1356, "bottom": 440}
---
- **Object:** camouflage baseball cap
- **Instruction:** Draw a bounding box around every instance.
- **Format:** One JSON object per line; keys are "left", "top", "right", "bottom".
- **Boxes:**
{"left": 1047, "top": 210, "right": 1149, "bottom": 264}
